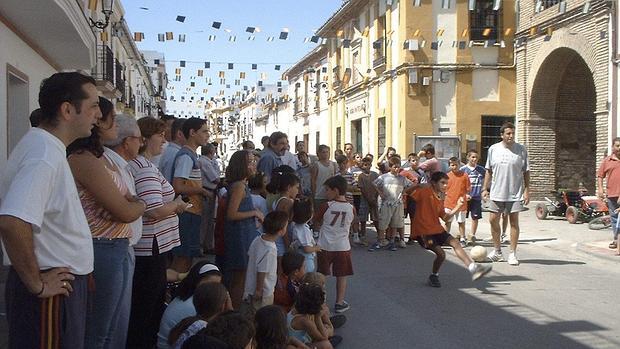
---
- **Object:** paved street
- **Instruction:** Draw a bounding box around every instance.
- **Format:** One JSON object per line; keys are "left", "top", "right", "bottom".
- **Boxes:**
{"left": 324, "top": 207, "right": 620, "bottom": 349}
{"left": 1, "top": 205, "right": 619, "bottom": 349}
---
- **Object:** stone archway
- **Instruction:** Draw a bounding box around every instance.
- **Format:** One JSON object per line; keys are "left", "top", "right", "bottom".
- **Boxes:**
{"left": 529, "top": 47, "right": 597, "bottom": 194}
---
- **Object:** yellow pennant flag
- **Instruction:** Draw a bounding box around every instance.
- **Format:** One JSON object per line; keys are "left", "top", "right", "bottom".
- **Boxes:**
{"left": 504, "top": 28, "right": 513, "bottom": 36}
{"left": 134, "top": 32, "right": 144, "bottom": 42}
{"left": 166, "top": 32, "right": 174, "bottom": 40}
{"left": 88, "top": 0, "right": 98, "bottom": 11}
{"left": 482, "top": 28, "right": 491, "bottom": 37}
{"left": 198, "top": 70, "right": 204, "bottom": 77}
{"left": 461, "top": 28, "right": 469, "bottom": 37}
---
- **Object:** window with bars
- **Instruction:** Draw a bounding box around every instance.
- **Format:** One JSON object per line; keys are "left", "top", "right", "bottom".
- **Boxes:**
{"left": 469, "top": 0, "right": 501, "bottom": 41}
{"left": 377, "top": 117, "right": 386, "bottom": 156}
{"left": 336, "top": 127, "right": 342, "bottom": 151}
{"left": 480, "top": 115, "right": 515, "bottom": 165}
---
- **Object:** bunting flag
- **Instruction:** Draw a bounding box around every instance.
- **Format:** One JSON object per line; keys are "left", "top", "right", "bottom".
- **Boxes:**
{"left": 175, "top": 68, "right": 181, "bottom": 75}
{"left": 166, "top": 32, "right": 174, "bottom": 40}
{"left": 246, "top": 27, "right": 256, "bottom": 33}
{"left": 158, "top": 33, "right": 165, "bottom": 42}
{"left": 219, "top": 71, "right": 225, "bottom": 78}
{"left": 228, "top": 63, "right": 234, "bottom": 69}
{"left": 176, "top": 15, "right": 186, "bottom": 23}
{"left": 154, "top": 59, "right": 160, "bottom": 65}
{"left": 134, "top": 32, "right": 144, "bottom": 42}
{"left": 252, "top": 64, "right": 258, "bottom": 70}
{"left": 504, "top": 28, "right": 513, "bottom": 36}
{"left": 180, "top": 60, "right": 186, "bottom": 67}
{"left": 229, "top": 36, "right": 237, "bottom": 42}
{"left": 88, "top": 0, "right": 97, "bottom": 11}
{"left": 248, "top": 36, "right": 256, "bottom": 41}
{"left": 311, "top": 36, "right": 320, "bottom": 43}
{"left": 179, "top": 34, "right": 186, "bottom": 42}
{"left": 275, "top": 65, "right": 281, "bottom": 71}
{"left": 208, "top": 35, "right": 216, "bottom": 41}
{"left": 461, "top": 29, "right": 469, "bottom": 37}
{"left": 212, "top": 21, "right": 222, "bottom": 29}
{"left": 198, "top": 70, "right": 204, "bottom": 77}
{"left": 436, "top": 29, "right": 445, "bottom": 37}
{"left": 240, "top": 72, "right": 246, "bottom": 79}
{"left": 267, "top": 37, "right": 275, "bottom": 42}
{"left": 100, "top": 31, "right": 108, "bottom": 42}
{"left": 205, "top": 62, "right": 210, "bottom": 68}
{"left": 482, "top": 28, "right": 492, "bottom": 37}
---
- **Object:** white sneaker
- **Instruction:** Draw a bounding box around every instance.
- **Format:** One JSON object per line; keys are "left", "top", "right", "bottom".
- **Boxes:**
{"left": 470, "top": 263, "right": 492, "bottom": 281}
{"left": 398, "top": 240, "right": 407, "bottom": 248}
{"left": 508, "top": 252, "right": 519, "bottom": 266}
{"left": 487, "top": 249, "right": 505, "bottom": 262}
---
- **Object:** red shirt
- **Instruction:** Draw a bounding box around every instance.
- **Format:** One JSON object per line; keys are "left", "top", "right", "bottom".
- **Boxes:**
{"left": 445, "top": 171, "right": 470, "bottom": 211}
{"left": 598, "top": 155, "right": 620, "bottom": 197}
{"left": 411, "top": 187, "right": 445, "bottom": 236}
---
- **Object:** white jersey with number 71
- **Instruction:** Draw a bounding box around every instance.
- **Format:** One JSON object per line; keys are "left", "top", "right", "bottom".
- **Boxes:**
{"left": 318, "top": 200, "right": 355, "bottom": 251}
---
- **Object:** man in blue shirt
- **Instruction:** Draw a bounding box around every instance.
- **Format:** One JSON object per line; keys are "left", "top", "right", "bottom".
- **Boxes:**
{"left": 257, "top": 131, "right": 288, "bottom": 181}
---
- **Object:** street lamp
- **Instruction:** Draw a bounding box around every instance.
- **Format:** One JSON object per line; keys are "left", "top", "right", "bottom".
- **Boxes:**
{"left": 89, "top": 0, "right": 114, "bottom": 30}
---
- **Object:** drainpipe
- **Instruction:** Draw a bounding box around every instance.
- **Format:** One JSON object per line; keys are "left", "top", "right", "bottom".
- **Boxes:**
{"left": 611, "top": 1, "right": 618, "bottom": 142}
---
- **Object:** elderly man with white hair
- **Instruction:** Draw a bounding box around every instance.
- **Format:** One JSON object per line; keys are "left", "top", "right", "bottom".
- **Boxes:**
{"left": 101, "top": 114, "right": 145, "bottom": 349}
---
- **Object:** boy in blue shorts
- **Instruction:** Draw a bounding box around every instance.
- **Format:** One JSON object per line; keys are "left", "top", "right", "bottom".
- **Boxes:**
{"left": 460, "top": 149, "right": 486, "bottom": 245}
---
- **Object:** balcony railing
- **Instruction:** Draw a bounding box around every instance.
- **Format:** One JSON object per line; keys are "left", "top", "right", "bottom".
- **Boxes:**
{"left": 94, "top": 45, "right": 114, "bottom": 84}
{"left": 373, "top": 38, "right": 386, "bottom": 70}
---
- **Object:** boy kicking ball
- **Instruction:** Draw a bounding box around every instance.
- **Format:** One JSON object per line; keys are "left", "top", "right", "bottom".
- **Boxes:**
{"left": 411, "top": 172, "right": 492, "bottom": 287}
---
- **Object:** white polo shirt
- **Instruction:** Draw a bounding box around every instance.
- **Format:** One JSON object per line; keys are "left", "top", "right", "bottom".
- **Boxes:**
{"left": 0, "top": 128, "right": 94, "bottom": 275}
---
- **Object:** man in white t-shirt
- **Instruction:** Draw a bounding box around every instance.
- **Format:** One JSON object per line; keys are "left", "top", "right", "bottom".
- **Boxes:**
{"left": 0, "top": 72, "right": 100, "bottom": 348}
{"left": 482, "top": 122, "right": 530, "bottom": 266}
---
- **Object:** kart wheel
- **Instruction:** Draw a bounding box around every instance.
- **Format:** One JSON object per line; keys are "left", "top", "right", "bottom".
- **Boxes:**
{"left": 535, "top": 203, "right": 548, "bottom": 220}
{"left": 588, "top": 216, "right": 612, "bottom": 230}
{"left": 565, "top": 206, "right": 578, "bottom": 224}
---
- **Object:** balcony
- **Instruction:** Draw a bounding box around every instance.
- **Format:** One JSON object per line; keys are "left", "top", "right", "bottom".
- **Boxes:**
{"left": 94, "top": 45, "right": 122, "bottom": 99}
{"left": 373, "top": 38, "right": 386, "bottom": 71}
{"left": 0, "top": 0, "right": 96, "bottom": 70}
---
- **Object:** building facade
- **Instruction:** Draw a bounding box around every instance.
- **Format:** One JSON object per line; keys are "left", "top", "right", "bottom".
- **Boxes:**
{"left": 284, "top": 46, "right": 331, "bottom": 154}
{"left": 316, "top": 0, "right": 516, "bottom": 161}
{"left": 515, "top": 0, "right": 612, "bottom": 197}
{"left": 0, "top": 0, "right": 96, "bottom": 168}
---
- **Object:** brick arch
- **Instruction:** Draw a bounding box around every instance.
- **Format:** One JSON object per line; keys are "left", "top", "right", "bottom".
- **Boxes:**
{"left": 527, "top": 41, "right": 597, "bottom": 196}
{"left": 526, "top": 28, "right": 600, "bottom": 98}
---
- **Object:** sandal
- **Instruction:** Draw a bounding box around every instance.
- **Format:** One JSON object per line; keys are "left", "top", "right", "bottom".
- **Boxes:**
{"left": 609, "top": 241, "right": 618, "bottom": 249}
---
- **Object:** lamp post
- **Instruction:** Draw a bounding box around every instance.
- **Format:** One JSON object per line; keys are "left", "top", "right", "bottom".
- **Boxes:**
{"left": 89, "top": 0, "right": 114, "bottom": 30}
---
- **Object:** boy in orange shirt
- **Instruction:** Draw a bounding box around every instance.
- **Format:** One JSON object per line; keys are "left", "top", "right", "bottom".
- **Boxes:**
{"left": 411, "top": 171, "right": 492, "bottom": 287}
{"left": 445, "top": 157, "right": 471, "bottom": 247}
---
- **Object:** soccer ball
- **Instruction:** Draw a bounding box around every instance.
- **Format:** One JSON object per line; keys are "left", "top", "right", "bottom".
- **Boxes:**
{"left": 470, "top": 245, "right": 487, "bottom": 262}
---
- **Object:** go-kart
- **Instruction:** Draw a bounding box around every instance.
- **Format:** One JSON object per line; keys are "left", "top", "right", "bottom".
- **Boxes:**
{"left": 535, "top": 190, "right": 608, "bottom": 224}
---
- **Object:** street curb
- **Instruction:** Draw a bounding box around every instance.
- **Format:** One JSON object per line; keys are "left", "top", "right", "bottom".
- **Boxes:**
{"left": 574, "top": 242, "right": 620, "bottom": 263}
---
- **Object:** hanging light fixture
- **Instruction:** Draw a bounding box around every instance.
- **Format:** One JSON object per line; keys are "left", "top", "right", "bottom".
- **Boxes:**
{"left": 89, "top": 0, "right": 115, "bottom": 30}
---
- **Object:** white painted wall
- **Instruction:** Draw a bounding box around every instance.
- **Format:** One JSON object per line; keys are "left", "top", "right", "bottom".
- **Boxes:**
{"left": 432, "top": 0, "right": 457, "bottom": 135}
{"left": 471, "top": 47, "right": 499, "bottom": 101}
{"left": 0, "top": 21, "right": 57, "bottom": 167}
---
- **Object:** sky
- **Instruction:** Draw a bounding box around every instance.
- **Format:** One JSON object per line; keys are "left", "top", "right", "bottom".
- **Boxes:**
{"left": 124, "top": 0, "right": 343, "bottom": 116}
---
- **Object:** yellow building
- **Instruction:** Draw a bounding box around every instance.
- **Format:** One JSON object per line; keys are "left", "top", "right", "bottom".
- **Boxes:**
{"left": 316, "top": 0, "right": 516, "bottom": 161}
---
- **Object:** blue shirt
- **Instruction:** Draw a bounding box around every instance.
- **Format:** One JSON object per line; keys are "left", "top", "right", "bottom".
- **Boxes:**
{"left": 461, "top": 164, "right": 486, "bottom": 199}
{"left": 257, "top": 148, "right": 282, "bottom": 181}
{"left": 157, "top": 297, "right": 196, "bottom": 349}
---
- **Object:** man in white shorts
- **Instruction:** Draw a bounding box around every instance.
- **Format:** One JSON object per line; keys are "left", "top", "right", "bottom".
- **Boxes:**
{"left": 482, "top": 122, "right": 530, "bottom": 266}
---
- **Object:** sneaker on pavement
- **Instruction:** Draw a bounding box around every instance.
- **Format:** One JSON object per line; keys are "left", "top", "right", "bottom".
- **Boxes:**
{"left": 501, "top": 232, "right": 509, "bottom": 243}
{"left": 368, "top": 242, "right": 381, "bottom": 252}
{"left": 487, "top": 250, "right": 505, "bottom": 262}
{"left": 328, "top": 335, "right": 343, "bottom": 348}
{"left": 508, "top": 252, "right": 519, "bottom": 266}
{"left": 428, "top": 274, "right": 441, "bottom": 288}
{"left": 329, "top": 314, "right": 347, "bottom": 329}
{"left": 379, "top": 239, "right": 390, "bottom": 247}
{"left": 386, "top": 242, "right": 397, "bottom": 251}
{"left": 334, "top": 301, "right": 350, "bottom": 313}
{"left": 398, "top": 240, "right": 407, "bottom": 248}
{"left": 471, "top": 263, "right": 492, "bottom": 281}
{"left": 459, "top": 238, "right": 466, "bottom": 248}
{"left": 352, "top": 235, "right": 362, "bottom": 245}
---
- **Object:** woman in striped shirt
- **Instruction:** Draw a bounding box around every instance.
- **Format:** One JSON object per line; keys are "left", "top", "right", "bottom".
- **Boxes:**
{"left": 67, "top": 97, "right": 146, "bottom": 349}
{"left": 128, "top": 117, "right": 190, "bottom": 347}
